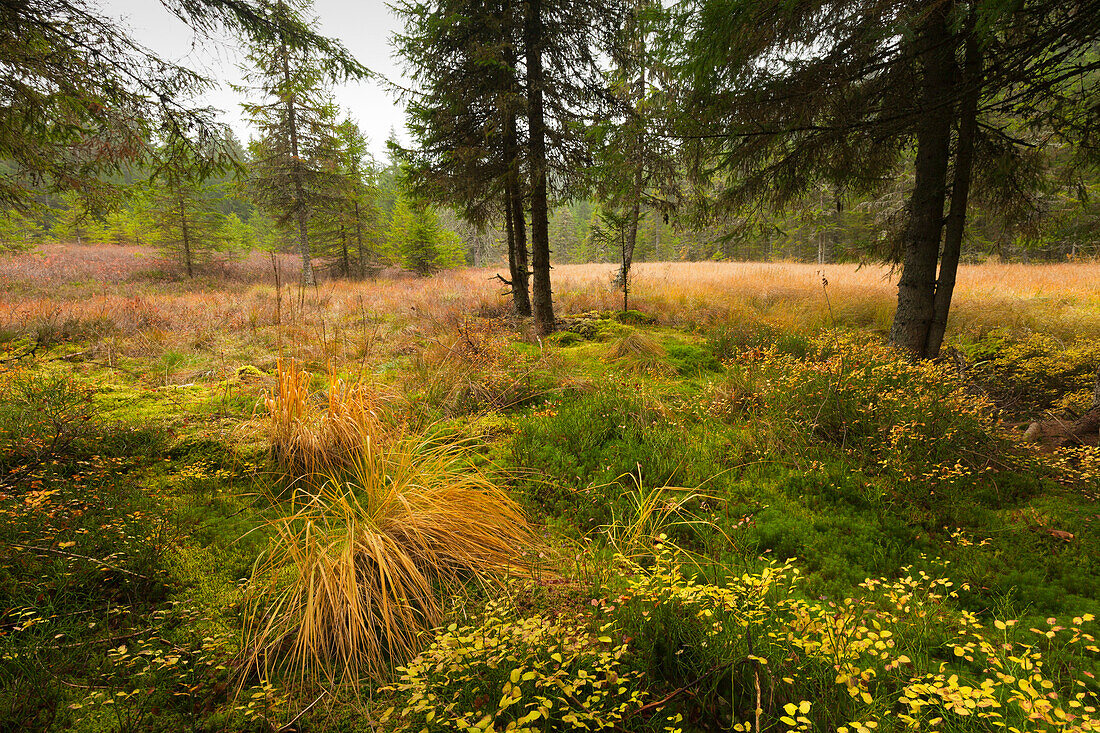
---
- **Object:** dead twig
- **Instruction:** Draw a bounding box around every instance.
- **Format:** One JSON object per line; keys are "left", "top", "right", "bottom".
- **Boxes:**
{"left": 9, "top": 543, "right": 154, "bottom": 581}
{"left": 626, "top": 660, "right": 738, "bottom": 719}
{"left": 0, "top": 339, "right": 39, "bottom": 364}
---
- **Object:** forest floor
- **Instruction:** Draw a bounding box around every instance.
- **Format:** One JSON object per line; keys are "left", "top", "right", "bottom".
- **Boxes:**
{"left": 1, "top": 244, "right": 1099, "bottom": 732}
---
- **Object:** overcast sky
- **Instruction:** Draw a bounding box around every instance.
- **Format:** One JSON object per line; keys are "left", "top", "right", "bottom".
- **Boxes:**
{"left": 100, "top": 0, "right": 409, "bottom": 160}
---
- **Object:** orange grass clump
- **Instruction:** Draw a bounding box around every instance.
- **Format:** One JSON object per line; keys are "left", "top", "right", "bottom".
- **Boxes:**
{"left": 243, "top": 429, "right": 535, "bottom": 685}
{"left": 265, "top": 358, "right": 392, "bottom": 477}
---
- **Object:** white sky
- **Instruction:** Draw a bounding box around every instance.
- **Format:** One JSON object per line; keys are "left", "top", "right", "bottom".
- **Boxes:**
{"left": 100, "top": 0, "right": 409, "bottom": 160}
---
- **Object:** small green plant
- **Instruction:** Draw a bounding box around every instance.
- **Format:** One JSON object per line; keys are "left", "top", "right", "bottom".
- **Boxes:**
{"left": 385, "top": 597, "right": 677, "bottom": 732}
{"left": 0, "top": 363, "right": 97, "bottom": 484}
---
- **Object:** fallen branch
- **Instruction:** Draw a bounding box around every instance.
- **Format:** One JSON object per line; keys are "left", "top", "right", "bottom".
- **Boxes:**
{"left": 278, "top": 690, "right": 328, "bottom": 732}
{"left": 626, "top": 660, "right": 738, "bottom": 719}
{"left": 0, "top": 340, "right": 39, "bottom": 364}
{"left": 9, "top": 543, "right": 154, "bottom": 581}
{"left": 50, "top": 349, "right": 94, "bottom": 362}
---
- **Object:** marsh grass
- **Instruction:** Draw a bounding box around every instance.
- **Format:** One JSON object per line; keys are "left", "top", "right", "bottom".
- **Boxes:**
{"left": 604, "top": 332, "right": 674, "bottom": 375}
{"left": 242, "top": 429, "right": 536, "bottom": 686}
{"left": 265, "top": 358, "right": 395, "bottom": 477}
{"left": 406, "top": 328, "right": 552, "bottom": 417}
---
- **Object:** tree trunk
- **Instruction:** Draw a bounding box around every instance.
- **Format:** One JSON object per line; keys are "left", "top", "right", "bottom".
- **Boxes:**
{"left": 280, "top": 20, "right": 315, "bottom": 288}
{"left": 616, "top": 6, "right": 647, "bottom": 292}
{"left": 617, "top": 166, "right": 643, "bottom": 295}
{"left": 889, "top": 6, "right": 956, "bottom": 357}
{"left": 503, "top": 112, "right": 531, "bottom": 316}
{"left": 340, "top": 223, "right": 350, "bottom": 277}
{"left": 525, "top": 0, "right": 554, "bottom": 334}
{"left": 926, "top": 27, "right": 981, "bottom": 359}
{"left": 354, "top": 200, "right": 365, "bottom": 277}
{"left": 176, "top": 179, "right": 193, "bottom": 279}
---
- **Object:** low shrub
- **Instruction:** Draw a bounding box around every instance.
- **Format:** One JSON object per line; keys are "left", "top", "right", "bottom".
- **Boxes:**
{"left": 612, "top": 545, "right": 1100, "bottom": 732}
{"left": 0, "top": 363, "right": 97, "bottom": 483}
{"left": 958, "top": 329, "right": 1100, "bottom": 416}
{"left": 733, "top": 332, "right": 1003, "bottom": 477}
{"left": 385, "top": 599, "right": 671, "bottom": 732}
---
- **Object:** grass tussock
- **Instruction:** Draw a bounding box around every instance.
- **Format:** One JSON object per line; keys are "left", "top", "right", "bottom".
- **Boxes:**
{"left": 266, "top": 358, "right": 393, "bottom": 476}
{"left": 243, "top": 430, "right": 535, "bottom": 686}
{"left": 407, "top": 326, "right": 552, "bottom": 417}
{"left": 604, "top": 332, "right": 673, "bottom": 375}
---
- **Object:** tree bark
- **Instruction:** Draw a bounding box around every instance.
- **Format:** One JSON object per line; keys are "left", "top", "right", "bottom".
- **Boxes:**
{"left": 616, "top": 2, "right": 646, "bottom": 294}
{"left": 279, "top": 16, "right": 315, "bottom": 288}
{"left": 525, "top": 0, "right": 554, "bottom": 334}
{"left": 926, "top": 27, "right": 981, "bottom": 359}
{"left": 889, "top": 5, "right": 956, "bottom": 357}
{"left": 340, "top": 223, "right": 350, "bottom": 277}
{"left": 353, "top": 200, "right": 365, "bottom": 277}
{"left": 176, "top": 179, "right": 193, "bottom": 279}
{"left": 503, "top": 112, "right": 531, "bottom": 316}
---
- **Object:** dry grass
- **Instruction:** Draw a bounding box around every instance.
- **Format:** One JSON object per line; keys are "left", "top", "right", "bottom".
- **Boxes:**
{"left": 1, "top": 246, "right": 1096, "bottom": 369}
{"left": 243, "top": 429, "right": 535, "bottom": 685}
{"left": 553, "top": 261, "right": 1100, "bottom": 337}
{"left": 604, "top": 332, "right": 673, "bottom": 375}
{"left": 266, "top": 359, "right": 395, "bottom": 477}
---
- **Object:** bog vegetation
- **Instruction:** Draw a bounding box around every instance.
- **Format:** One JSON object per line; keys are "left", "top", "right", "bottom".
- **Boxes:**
{"left": 1, "top": 247, "right": 1097, "bottom": 732}
{"left": 1, "top": 0, "right": 1099, "bottom": 731}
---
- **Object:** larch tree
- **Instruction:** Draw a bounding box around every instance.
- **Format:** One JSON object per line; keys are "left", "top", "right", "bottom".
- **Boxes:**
{"left": 674, "top": 0, "right": 1100, "bottom": 357}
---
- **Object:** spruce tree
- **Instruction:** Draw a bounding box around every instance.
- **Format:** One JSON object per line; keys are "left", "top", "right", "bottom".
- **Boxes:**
{"left": 393, "top": 0, "right": 532, "bottom": 315}
{"left": 674, "top": 0, "right": 1100, "bottom": 357}
{"left": 145, "top": 129, "right": 234, "bottom": 278}
{"left": 0, "top": 0, "right": 364, "bottom": 214}
{"left": 240, "top": 0, "right": 350, "bottom": 287}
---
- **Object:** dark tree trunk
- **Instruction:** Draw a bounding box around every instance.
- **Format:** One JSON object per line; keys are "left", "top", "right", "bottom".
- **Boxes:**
{"left": 353, "top": 200, "right": 365, "bottom": 277}
{"left": 504, "top": 190, "right": 516, "bottom": 284}
{"left": 889, "top": 6, "right": 956, "bottom": 357}
{"left": 503, "top": 112, "right": 531, "bottom": 316}
{"left": 280, "top": 25, "right": 315, "bottom": 288}
{"left": 617, "top": 8, "right": 646, "bottom": 295}
{"left": 926, "top": 29, "right": 981, "bottom": 359}
{"left": 176, "top": 179, "right": 193, "bottom": 279}
{"left": 525, "top": 0, "right": 554, "bottom": 335}
{"left": 617, "top": 165, "right": 643, "bottom": 296}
